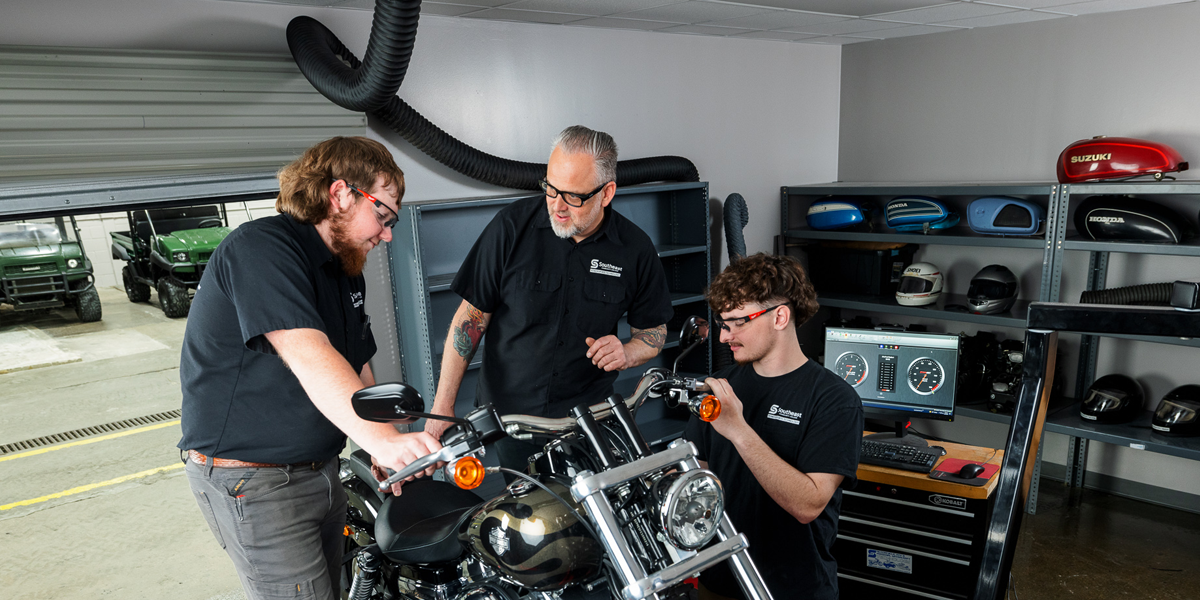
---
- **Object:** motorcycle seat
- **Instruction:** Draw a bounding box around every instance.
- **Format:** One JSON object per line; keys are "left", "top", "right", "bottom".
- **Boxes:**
{"left": 376, "top": 478, "right": 483, "bottom": 565}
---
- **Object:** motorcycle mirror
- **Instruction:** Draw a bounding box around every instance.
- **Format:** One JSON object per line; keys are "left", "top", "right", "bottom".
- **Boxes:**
{"left": 672, "top": 316, "right": 710, "bottom": 374}
{"left": 351, "top": 382, "right": 425, "bottom": 424}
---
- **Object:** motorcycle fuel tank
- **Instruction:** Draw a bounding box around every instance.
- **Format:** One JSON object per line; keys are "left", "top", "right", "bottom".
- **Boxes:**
{"left": 1057, "top": 136, "right": 1189, "bottom": 183}
{"left": 461, "top": 480, "right": 603, "bottom": 591}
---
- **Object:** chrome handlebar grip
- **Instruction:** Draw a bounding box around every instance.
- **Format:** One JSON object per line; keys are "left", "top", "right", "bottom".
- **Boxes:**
{"left": 501, "top": 369, "right": 674, "bottom": 437}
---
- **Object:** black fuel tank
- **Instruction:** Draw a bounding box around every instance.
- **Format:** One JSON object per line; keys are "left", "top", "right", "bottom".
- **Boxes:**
{"left": 1074, "top": 196, "right": 1195, "bottom": 243}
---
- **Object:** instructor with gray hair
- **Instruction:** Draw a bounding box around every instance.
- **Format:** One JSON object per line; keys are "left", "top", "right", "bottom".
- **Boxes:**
{"left": 426, "top": 125, "right": 673, "bottom": 472}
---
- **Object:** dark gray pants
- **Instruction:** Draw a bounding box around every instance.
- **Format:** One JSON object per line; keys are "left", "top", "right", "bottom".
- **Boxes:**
{"left": 185, "top": 458, "right": 347, "bottom": 600}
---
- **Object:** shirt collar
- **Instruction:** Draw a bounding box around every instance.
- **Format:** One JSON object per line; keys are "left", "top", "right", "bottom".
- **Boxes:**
{"left": 534, "top": 203, "right": 623, "bottom": 246}
{"left": 282, "top": 213, "right": 334, "bottom": 266}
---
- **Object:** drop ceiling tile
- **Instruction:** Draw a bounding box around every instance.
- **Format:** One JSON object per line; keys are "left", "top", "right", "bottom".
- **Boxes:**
{"left": 731, "top": 30, "right": 824, "bottom": 41}
{"left": 732, "top": 1, "right": 949, "bottom": 17}
{"left": 503, "top": 0, "right": 677, "bottom": 17}
{"left": 866, "top": 23, "right": 965, "bottom": 37}
{"left": 617, "top": 1, "right": 768, "bottom": 24}
{"left": 659, "top": 23, "right": 755, "bottom": 36}
{"left": 806, "top": 35, "right": 881, "bottom": 45}
{"left": 462, "top": 8, "right": 587, "bottom": 24}
{"left": 419, "top": 3, "right": 490, "bottom": 17}
{"left": 1047, "top": 0, "right": 1191, "bottom": 16}
{"left": 939, "top": 8, "right": 1066, "bottom": 26}
{"left": 877, "top": 2, "right": 1016, "bottom": 23}
{"left": 567, "top": 16, "right": 680, "bottom": 30}
{"left": 414, "top": 0, "right": 512, "bottom": 7}
{"left": 787, "top": 17, "right": 913, "bottom": 35}
{"left": 710, "top": 10, "right": 848, "bottom": 30}
{"left": 972, "top": 0, "right": 1080, "bottom": 8}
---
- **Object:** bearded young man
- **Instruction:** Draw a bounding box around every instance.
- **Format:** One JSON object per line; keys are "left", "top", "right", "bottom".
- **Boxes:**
{"left": 178, "top": 136, "right": 441, "bottom": 600}
{"left": 425, "top": 125, "right": 673, "bottom": 474}
{"left": 685, "top": 253, "right": 863, "bottom": 600}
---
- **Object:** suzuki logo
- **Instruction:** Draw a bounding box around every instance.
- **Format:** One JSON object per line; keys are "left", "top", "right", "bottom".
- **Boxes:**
{"left": 1070, "top": 153, "right": 1112, "bottom": 163}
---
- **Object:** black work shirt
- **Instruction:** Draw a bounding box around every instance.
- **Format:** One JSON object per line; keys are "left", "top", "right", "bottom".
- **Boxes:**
{"left": 684, "top": 360, "right": 863, "bottom": 600}
{"left": 452, "top": 195, "right": 672, "bottom": 418}
{"left": 178, "top": 213, "right": 376, "bottom": 464}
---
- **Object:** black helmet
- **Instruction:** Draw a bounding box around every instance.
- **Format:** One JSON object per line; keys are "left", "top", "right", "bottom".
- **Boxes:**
{"left": 968, "top": 265, "right": 1019, "bottom": 315}
{"left": 1080, "top": 374, "right": 1144, "bottom": 424}
{"left": 1152, "top": 385, "right": 1200, "bottom": 436}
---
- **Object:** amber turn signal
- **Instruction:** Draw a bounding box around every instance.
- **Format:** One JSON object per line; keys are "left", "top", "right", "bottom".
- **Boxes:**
{"left": 451, "top": 456, "right": 485, "bottom": 489}
{"left": 697, "top": 395, "right": 721, "bottom": 422}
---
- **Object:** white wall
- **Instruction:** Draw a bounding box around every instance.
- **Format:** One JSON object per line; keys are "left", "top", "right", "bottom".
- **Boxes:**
{"left": 838, "top": 2, "right": 1200, "bottom": 498}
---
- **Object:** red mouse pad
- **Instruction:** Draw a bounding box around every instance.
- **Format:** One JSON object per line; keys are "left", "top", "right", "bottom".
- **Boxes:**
{"left": 929, "top": 458, "right": 1000, "bottom": 486}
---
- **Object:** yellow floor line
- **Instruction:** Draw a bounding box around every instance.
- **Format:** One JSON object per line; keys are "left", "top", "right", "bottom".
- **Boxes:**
{"left": 1, "top": 462, "right": 185, "bottom": 510}
{"left": 0, "top": 419, "right": 181, "bottom": 463}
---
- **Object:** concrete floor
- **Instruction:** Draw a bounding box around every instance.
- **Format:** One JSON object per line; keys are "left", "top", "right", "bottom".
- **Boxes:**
{"left": 1, "top": 286, "right": 1198, "bottom": 599}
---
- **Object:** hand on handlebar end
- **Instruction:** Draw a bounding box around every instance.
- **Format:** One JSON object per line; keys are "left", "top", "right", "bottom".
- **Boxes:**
{"left": 373, "top": 431, "right": 445, "bottom": 492}
{"left": 704, "top": 377, "right": 748, "bottom": 439}
{"left": 370, "top": 457, "right": 405, "bottom": 496}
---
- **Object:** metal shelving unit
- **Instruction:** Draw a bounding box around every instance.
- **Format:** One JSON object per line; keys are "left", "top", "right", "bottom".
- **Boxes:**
{"left": 389, "top": 181, "right": 712, "bottom": 443}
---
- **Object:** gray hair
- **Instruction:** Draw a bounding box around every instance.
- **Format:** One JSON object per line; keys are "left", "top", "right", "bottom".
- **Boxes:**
{"left": 551, "top": 125, "right": 618, "bottom": 187}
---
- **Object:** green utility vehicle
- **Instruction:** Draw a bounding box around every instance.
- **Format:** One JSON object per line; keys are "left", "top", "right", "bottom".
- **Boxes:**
{"left": 0, "top": 216, "right": 101, "bottom": 322}
{"left": 110, "top": 205, "right": 231, "bottom": 318}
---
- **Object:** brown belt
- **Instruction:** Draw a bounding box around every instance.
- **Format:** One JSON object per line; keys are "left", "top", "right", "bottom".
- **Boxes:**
{"left": 187, "top": 449, "right": 325, "bottom": 470}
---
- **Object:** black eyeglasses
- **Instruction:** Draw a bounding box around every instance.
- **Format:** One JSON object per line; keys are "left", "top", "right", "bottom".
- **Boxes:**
{"left": 539, "top": 178, "right": 609, "bottom": 208}
{"left": 342, "top": 181, "right": 398, "bottom": 229}
{"left": 713, "top": 304, "right": 786, "bottom": 332}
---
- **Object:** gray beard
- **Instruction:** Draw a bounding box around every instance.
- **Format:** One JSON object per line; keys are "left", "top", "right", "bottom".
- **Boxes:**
{"left": 550, "top": 218, "right": 579, "bottom": 239}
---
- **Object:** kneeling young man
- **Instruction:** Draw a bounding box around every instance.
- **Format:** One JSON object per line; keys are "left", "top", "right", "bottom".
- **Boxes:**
{"left": 685, "top": 253, "right": 863, "bottom": 600}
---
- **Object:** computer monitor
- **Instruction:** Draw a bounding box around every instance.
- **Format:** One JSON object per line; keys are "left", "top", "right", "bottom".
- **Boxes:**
{"left": 824, "top": 327, "right": 960, "bottom": 447}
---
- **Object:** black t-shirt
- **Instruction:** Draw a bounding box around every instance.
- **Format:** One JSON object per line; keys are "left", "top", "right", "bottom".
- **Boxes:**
{"left": 451, "top": 196, "right": 673, "bottom": 417}
{"left": 684, "top": 360, "right": 863, "bottom": 600}
{"left": 178, "top": 214, "right": 377, "bottom": 464}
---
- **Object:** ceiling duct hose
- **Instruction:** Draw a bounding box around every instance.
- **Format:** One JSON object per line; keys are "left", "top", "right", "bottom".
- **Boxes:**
{"left": 286, "top": 0, "right": 699, "bottom": 190}
{"left": 723, "top": 193, "right": 748, "bottom": 262}
{"left": 1080, "top": 282, "right": 1173, "bottom": 306}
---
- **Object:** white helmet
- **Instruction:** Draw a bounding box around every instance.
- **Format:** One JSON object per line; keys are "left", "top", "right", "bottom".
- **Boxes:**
{"left": 896, "top": 262, "right": 943, "bottom": 306}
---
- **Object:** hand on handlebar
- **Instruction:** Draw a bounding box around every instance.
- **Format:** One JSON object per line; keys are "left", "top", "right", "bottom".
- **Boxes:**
{"left": 369, "top": 431, "right": 444, "bottom": 491}
{"left": 423, "top": 402, "right": 456, "bottom": 443}
{"left": 704, "top": 377, "right": 748, "bottom": 440}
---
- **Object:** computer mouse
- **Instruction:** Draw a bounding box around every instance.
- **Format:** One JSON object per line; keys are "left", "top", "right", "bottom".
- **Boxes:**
{"left": 957, "top": 463, "right": 986, "bottom": 479}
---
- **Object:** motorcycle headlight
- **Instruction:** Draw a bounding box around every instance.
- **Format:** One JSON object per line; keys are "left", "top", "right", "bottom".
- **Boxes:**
{"left": 656, "top": 470, "right": 724, "bottom": 550}
{"left": 67, "top": 258, "right": 80, "bottom": 268}
{"left": 173, "top": 252, "right": 189, "bottom": 263}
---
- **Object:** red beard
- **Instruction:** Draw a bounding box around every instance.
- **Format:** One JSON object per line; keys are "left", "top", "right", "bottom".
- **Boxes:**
{"left": 329, "top": 212, "right": 368, "bottom": 277}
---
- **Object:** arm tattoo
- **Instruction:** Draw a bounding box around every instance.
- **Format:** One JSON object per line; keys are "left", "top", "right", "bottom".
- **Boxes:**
{"left": 631, "top": 324, "right": 667, "bottom": 350}
{"left": 452, "top": 305, "right": 487, "bottom": 361}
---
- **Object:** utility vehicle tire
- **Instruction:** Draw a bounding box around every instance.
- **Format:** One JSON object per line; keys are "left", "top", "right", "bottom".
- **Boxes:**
{"left": 157, "top": 278, "right": 191, "bottom": 318}
{"left": 123, "top": 265, "right": 151, "bottom": 303}
{"left": 74, "top": 287, "right": 102, "bottom": 322}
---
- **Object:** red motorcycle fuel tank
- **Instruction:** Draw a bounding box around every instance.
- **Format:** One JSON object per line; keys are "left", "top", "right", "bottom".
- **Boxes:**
{"left": 461, "top": 480, "right": 603, "bottom": 591}
{"left": 1057, "top": 136, "right": 1188, "bottom": 183}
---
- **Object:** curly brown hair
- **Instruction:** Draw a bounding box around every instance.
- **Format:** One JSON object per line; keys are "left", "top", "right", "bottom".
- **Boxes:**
{"left": 706, "top": 253, "right": 819, "bottom": 329}
{"left": 276, "top": 137, "right": 405, "bottom": 224}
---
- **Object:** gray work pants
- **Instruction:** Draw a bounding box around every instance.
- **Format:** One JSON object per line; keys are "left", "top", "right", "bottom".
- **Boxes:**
{"left": 185, "top": 457, "right": 347, "bottom": 600}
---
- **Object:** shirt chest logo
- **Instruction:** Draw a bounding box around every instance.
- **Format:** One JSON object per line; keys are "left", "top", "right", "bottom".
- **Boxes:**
{"left": 350, "top": 291, "right": 363, "bottom": 308}
{"left": 589, "top": 259, "right": 623, "bottom": 278}
{"left": 766, "top": 404, "right": 802, "bottom": 425}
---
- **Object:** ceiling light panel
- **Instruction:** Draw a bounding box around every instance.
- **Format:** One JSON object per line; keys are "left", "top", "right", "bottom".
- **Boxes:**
{"left": 789, "top": 17, "right": 912, "bottom": 34}
{"left": 940, "top": 9, "right": 1066, "bottom": 26}
{"left": 419, "top": 3, "right": 489, "bottom": 16}
{"left": 1048, "top": 0, "right": 1191, "bottom": 16}
{"left": 809, "top": 35, "right": 880, "bottom": 44}
{"left": 617, "top": 1, "right": 768, "bottom": 23}
{"left": 722, "top": 0, "right": 948, "bottom": 16}
{"left": 732, "top": 30, "right": 822, "bottom": 40}
{"left": 973, "top": 0, "right": 1079, "bottom": 8}
{"left": 867, "top": 23, "right": 964, "bottom": 37}
{"left": 659, "top": 23, "right": 754, "bottom": 35}
{"left": 463, "top": 8, "right": 586, "bottom": 23}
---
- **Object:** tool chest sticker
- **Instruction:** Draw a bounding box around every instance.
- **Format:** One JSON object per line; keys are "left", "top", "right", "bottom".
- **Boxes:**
{"left": 929, "top": 494, "right": 967, "bottom": 510}
{"left": 867, "top": 549, "right": 913, "bottom": 574}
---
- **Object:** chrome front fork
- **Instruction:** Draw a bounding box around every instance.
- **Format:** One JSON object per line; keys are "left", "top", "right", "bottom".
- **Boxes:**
{"left": 569, "top": 440, "right": 774, "bottom": 600}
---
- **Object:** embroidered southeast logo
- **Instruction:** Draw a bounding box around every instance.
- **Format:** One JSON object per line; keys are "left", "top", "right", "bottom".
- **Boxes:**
{"left": 350, "top": 291, "right": 364, "bottom": 308}
{"left": 767, "top": 404, "right": 802, "bottom": 425}
{"left": 589, "top": 259, "right": 623, "bottom": 278}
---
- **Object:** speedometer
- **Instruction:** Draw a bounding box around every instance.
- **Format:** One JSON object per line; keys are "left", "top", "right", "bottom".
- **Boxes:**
{"left": 834, "top": 352, "right": 868, "bottom": 387}
{"left": 907, "top": 358, "right": 945, "bottom": 395}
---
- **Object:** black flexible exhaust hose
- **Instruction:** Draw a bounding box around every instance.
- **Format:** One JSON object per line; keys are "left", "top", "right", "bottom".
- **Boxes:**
{"left": 723, "top": 193, "right": 749, "bottom": 262}
{"left": 1080, "top": 282, "right": 1173, "bottom": 306}
{"left": 286, "top": 1, "right": 699, "bottom": 190}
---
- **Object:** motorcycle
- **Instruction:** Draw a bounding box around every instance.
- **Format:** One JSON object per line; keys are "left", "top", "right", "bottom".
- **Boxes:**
{"left": 338, "top": 317, "right": 774, "bottom": 600}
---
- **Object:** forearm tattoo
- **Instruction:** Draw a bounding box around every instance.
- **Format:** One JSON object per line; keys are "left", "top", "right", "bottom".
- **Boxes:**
{"left": 632, "top": 324, "right": 667, "bottom": 349}
{"left": 453, "top": 305, "right": 486, "bottom": 361}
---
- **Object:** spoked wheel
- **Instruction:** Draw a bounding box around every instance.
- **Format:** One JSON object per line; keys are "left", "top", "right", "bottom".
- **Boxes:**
{"left": 123, "top": 265, "right": 150, "bottom": 303}
{"left": 157, "top": 278, "right": 191, "bottom": 318}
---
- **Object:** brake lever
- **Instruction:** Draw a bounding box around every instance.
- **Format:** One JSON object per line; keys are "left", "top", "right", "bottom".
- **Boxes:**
{"left": 376, "top": 439, "right": 478, "bottom": 492}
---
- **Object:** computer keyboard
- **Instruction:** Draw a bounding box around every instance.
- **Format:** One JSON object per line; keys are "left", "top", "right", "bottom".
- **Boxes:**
{"left": 859, "top": 439, "right": 943, "bottom": 473}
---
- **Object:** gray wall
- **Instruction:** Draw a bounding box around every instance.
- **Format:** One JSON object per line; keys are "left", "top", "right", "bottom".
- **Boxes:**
{"left": 838, "top": 2, "right": 1200, "bottom": 498}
